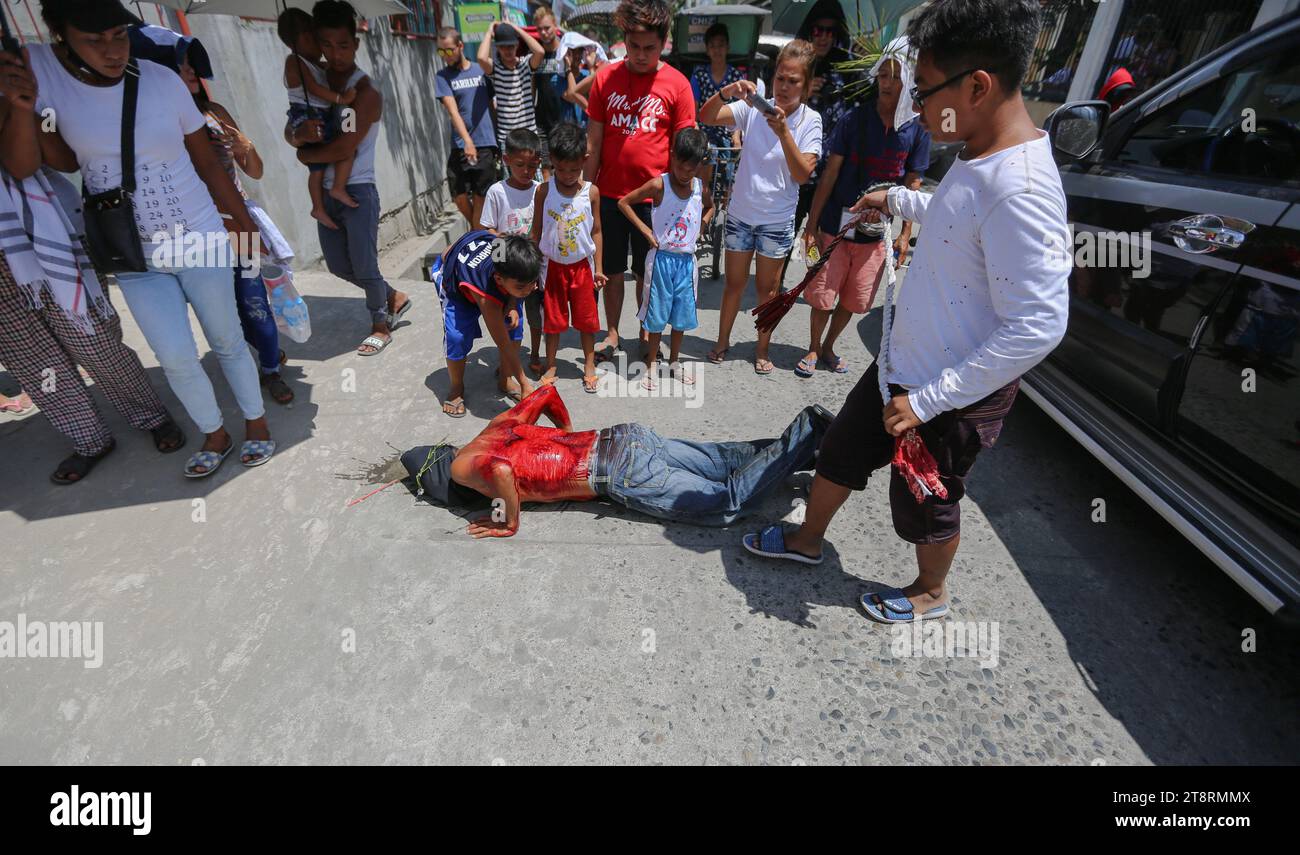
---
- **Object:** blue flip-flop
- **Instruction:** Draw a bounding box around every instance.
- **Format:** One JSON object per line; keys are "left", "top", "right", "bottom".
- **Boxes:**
{"left": 741, "top": 524, "right": 823, "bottom": 565}
{"left": 240, "top": 439, "right": 277, "bottom": 468}
{"left": 183, "top": 444, "right": 233, "bottom": 479}
{"left": 794, "top": 356, "right": 817, "bottom": 378}
{"left": 860, "top": 587, "right": 950, "bottom": 624}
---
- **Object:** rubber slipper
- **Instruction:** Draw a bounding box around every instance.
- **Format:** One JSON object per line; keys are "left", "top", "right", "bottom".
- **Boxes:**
{"left": 442, "top": 397, "right": 466, "bottom": 418}
{"left": 357, "top": 334, "right": 390, "bottom": 356}
{"left": 640, "top": 373, "right": 657, "bottom": 391}
{"left": 795, "top": 356, "right": 817, "bottom": 378}
{"left": 240, "top": 439, "right": 277, "bottom": 468}
{"left": 261, "top": 372, "right": 294, "bottom": 405}
{"left": 584, "top": 375, "right": 600, "bottom": 394}
{"left": 825, "top": 355, "right": 848, "bottom": 374}
{"left": 184, "top": 444, "right": 233, "bottom": 479}
{"left": 50, "top": 440, "right": 116, "bottom": 485}
{"left": 0, "top": 392, "right": 33, "bottom": 413}
{"left": 150, "top": 419, "right": 186, "bottom": 454}
{"left": 391, "top": 298, "right": 413, "bottom": 325}
{"left": 669, "top": 361, "right": 696, "bottom": 385}
{"left": 593, "top": 342, "right": 621, "bottom": 364}
{"left": 741, "top": 524, "right": 823, "bottom": 565}
{"left": 707, "top": 346, "right": 729, "bottom": 364}
{"left": 754, "top": 359, "right": 774, "bottom": 375}
{"left": 860, "top": 588, "right": 950, "bottom": 624}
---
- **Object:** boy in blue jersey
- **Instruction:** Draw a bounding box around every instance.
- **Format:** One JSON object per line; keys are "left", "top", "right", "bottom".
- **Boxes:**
{"left": 431, "top": 231, "right": 544, "bottom": 417}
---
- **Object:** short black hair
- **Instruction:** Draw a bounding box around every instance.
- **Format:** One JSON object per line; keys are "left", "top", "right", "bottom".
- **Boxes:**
{"left": 312, "top": 0, "right": 358, "bottom": 37}
{"left": 672, "top": 128, "right": 709, "bottom": 165}
{"left": 505, "top": 128, "right": 541, "bottom": 157}
{"left": 907, "top": 0, "right": 1041, "bottom": 92}
{"left": 493, "top": 235, "right": 544, "bottom": 284}
{"left": 615, "top": 0, "right": 671, "bottom": 42}
{"left": 704, "top": 23, "right": 729, "bottom": 45}
{"left": 277, "top": 8, "right": 314, "bottom": 48}
{"left": 548, "top": 122, "right": 588, "bottom": 163}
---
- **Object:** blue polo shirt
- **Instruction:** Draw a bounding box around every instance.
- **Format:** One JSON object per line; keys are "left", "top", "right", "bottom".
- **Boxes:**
{"left": 817, "top": 99, "right": 931, "bottom": 240}
{"left": 435, "top": 63, "right": 497, "bottom": 150}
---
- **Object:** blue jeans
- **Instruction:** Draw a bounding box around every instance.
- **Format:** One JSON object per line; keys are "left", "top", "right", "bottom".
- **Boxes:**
{"left": 116, "top": 263, "right": 265, "bottom": 433}
{"left": 318, "top": 183, "right": 395, "bottom": 326}
{"left": 592, "top": 406, "right": 830, "bottom": 526}
{"left": 725, "top": 215, "right": 796, "bottom": 259}
{"left": 234, "top": 269, "right": 281, "bottom": 374}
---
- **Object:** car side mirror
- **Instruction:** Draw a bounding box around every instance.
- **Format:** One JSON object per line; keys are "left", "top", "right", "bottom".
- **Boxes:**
{"left": 1043, "top": 100, "right": 1111, "bottom": 163}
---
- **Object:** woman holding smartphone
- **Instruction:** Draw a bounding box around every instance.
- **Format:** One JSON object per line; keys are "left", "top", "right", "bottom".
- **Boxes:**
{"left": 698, "top": 39, "right": 822, "bottom": 375}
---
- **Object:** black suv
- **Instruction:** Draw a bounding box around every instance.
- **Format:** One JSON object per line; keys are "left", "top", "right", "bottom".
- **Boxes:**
{"left": 1037, "top": 13, "right": 1300, "bottom": 617}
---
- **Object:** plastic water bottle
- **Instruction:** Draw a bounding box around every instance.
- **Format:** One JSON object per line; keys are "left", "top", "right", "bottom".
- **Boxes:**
{"left": 263, "top": 264, "right": 312, "bottom": 343}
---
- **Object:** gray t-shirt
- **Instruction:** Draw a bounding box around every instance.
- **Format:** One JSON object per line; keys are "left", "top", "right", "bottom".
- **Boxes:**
{"left": 436, "top": 62, "right": 497, "bottom": 150}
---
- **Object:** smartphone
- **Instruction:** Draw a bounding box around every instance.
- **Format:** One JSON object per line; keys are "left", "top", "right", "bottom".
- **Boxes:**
{"left": 745, "top": 92, "right": 778, "bottom": 116}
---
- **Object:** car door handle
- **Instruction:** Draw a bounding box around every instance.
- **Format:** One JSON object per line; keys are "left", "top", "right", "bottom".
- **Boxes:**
{"left": 1163, "top": 214, "right": 1254, "bottom": 254}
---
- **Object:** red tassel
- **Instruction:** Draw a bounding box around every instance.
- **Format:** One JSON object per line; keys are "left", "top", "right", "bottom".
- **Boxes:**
{"left": 752, "top": 281, "right": 808, "bottom": 333}
{"left": 892, "top": 429, "right": 947, "bottom": 503}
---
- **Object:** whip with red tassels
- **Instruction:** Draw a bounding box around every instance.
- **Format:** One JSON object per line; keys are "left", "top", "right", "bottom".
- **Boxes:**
{"left": 752, "top": 186, "right": 946, "bottom": 504}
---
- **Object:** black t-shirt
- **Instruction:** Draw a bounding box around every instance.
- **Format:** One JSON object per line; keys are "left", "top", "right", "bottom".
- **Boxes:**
{"left": 534, "top": 48, "right": 567, "bottom": 133}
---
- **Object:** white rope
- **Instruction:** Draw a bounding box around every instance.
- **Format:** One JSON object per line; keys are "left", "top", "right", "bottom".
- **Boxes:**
{"left": 877, "top": 210, "right": 899, "bottom": 406}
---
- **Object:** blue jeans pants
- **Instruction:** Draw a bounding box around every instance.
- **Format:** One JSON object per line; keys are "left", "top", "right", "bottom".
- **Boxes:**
{"left": 593, "top": 405, "right": 831, "bottom": 526}
{"left": 318, "top": 183, "right": 395, "bottom": 326}
{"left": 234, "top": 269, "right": 280, "bottom": 374}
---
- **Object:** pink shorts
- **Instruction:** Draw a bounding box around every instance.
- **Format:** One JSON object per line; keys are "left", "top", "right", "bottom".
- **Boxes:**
{"left": 803, "top": 233, "right": 886, "bottom": 315}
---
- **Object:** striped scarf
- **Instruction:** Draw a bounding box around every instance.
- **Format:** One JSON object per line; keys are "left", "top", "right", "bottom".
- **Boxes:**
{"left": 0, "top": 167, "right": 110, "bottom": 335}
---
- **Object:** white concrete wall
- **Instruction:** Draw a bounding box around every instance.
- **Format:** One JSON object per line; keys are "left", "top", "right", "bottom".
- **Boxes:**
{"left": 184, "top": 14, "right": 457, "bottom": 268}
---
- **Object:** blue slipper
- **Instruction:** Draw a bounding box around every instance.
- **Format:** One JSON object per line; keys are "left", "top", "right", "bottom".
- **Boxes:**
{"left": 183, "top": 444, "right": 233, "bottom": 479}
{"left": 741, "top": 524, "right": 823, "bottom": 565}
{"left": 860, "top": 587, "right": 950, "bottom": 624}
{"left": 794, "top": 356, "right": 817, "bottom": 378}
{"left": 240, "top": 439, "right": 277, "bottom": 468}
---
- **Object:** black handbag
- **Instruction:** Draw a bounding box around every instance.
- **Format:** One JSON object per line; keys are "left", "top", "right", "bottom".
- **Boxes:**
{"left": 81, "top": 59, "right": 147, "bottom": 274}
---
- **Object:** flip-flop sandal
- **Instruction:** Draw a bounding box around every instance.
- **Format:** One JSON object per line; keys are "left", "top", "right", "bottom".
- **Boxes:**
{"left": 754, "top": 359, "right": 774, "bottom": 375}
{"left": 707, "top": 347, "right": 729, "bottom": 364}
{"left": 742, "top": 524, "right": 823, "bottom": 565}
{"left": 584, "top": 375, "right": 600, "bottom": 394}
{"left": 442, "top": 397, "right": 467, "bottom": 418}
{"left": 240, "top": 439, "right": 277, "bottom": 468}
{"left": 860, "top": 587, "right": 950, "bottom": 624}
{"left": 669, "top": 362, "right": 696, "bottom": 385}
{"left": 390, "top": 298, "right": 413, "bottom": 325}
{"left": 184, "top": 444, "right": 233, "bottom": 479}
{"left": 794, "top": 356, "right": 817, "bottom": 378}
{"left": 593, "top": 343, "right": 622, "bottom": 365}
{"left": 261, "top": 372, "right": 295, "bottom": 405}
{"left": 150, "top": 419, "right": 186, "bottom": 454}
{"left": 357, "top": 334, "right": 390, "bottom": 356}
{"left": 825, "top": 355, "right": 848, "bottom": 374}
{"left": 0, "top": 393, "right": 33, "bottom": 413}
{"left": 640, "top": 373, "right": 657, "bottom": 391}
{"left": 50, "top": 440, "right": 116, "bottom": 486}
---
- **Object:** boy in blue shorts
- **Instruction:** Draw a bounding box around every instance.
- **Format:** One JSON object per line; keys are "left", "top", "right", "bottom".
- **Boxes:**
{"left": 431, "top": 232, "right": 544, "bottom": 417}
{"left": 618, "top": 129, "right": 714, "bottom": 389}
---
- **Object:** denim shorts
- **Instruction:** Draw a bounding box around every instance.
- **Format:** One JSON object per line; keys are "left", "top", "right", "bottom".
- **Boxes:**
{"left": 724, "top": 215, "right": 796, "bottom": 259}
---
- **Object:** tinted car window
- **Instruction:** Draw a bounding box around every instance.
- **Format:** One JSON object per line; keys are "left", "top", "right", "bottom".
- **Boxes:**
{"left": 1116, "top": 49, "right": 1300, "bottom": 184}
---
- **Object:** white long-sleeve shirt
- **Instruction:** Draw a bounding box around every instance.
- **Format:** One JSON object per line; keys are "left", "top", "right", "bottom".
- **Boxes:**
{"left": 885, "top": 131, "right": 1071, "bottom": 423}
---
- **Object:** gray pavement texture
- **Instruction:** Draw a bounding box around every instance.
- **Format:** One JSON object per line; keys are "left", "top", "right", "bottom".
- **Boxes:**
{"left": 2, "top": 229, "right": 1298, "bottom": 766}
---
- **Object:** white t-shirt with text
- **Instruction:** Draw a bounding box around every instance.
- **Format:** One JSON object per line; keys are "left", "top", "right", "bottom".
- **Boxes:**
{"left": 480, "top": 179, "right": 539, "bottom": 237}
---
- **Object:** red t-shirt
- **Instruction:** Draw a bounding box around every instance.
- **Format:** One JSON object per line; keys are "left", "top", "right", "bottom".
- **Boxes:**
{"left": 588, "top": 61, "right": 696, "bottom": 201}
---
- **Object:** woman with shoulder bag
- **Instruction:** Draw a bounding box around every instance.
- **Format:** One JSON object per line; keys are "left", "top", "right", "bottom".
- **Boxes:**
{"left": 17, "top": 0, "right": 274, "bottom": 478}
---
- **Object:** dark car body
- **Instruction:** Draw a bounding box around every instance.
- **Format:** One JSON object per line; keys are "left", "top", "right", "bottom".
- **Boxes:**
{"left": 1029, "top": 13, "right": 1300, "bottom": 615}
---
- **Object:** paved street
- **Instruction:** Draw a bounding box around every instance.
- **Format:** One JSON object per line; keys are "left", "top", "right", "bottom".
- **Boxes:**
{"left": 2, "top": 228, "right": 1297, "bottom": 765}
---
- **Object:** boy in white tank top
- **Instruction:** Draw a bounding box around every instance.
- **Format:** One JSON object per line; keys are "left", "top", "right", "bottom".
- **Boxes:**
{"left": 618, "top": 130, "right": 714, "bottom": 389}
{"left": 530, "top": 124, "right": 607, "bottom": 393}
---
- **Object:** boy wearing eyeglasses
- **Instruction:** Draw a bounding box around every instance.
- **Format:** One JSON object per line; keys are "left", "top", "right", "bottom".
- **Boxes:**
{"left": 435, "top": 26, "right": 499, "bottom": 229}
{"left": 745, "top": 0, "right": 1072, "bottom": 626}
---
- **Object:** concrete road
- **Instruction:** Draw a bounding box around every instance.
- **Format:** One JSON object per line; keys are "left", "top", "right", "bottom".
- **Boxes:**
{"left": 1, "top": 230, "right": 1297, "bottom": 765}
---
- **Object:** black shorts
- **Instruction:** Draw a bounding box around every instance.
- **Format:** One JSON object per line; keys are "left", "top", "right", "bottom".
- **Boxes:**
{"left": 447, "top": 146, "right": 499, "bottom": 197}
{"left": 600, "top": 196, "right": 652, "bottom": 279}
{"left": 816, "top": 362, "right": 1019, "bottom": 544}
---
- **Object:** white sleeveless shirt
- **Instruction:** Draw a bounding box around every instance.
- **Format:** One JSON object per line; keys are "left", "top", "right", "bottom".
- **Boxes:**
{"left": 538, "top": 177, "right": 596, "bottom": 263}
{"left": 650, "top": 174, "right": 703, "bottom": 254}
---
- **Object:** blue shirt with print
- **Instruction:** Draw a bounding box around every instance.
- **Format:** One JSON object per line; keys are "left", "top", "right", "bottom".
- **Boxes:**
{"left": 817, "top": 99, "right": 931, "bottom": 239}
{"left": 435, "top": 63, "right": 497, "bottom": 150}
